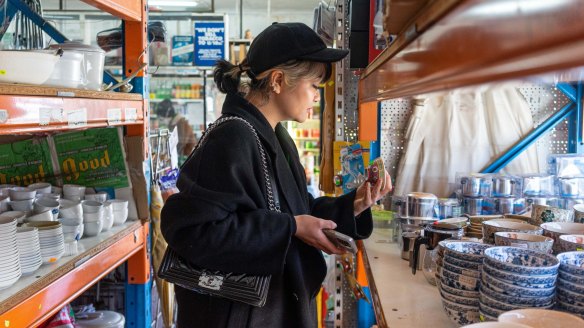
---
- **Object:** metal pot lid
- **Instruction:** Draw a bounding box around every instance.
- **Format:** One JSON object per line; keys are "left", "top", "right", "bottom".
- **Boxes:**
{"left": 438, "top": 198, "right": 459, "bottom": 206}
{"left": 407, "top": 192, "right": 437, "bottom": 200}
{"left": 48, "top": 41, "right": 105, "bottom": 54}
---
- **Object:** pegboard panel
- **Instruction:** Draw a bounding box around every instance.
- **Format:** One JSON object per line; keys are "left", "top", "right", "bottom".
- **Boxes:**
{"left": 518, "top": 84, "right": 570, "bottom": 170}
{"left": 343, "top": 71, "right": 360, "bottom": 143}
{"left": 379, "top": 98, "right": 414, "bottom": 208}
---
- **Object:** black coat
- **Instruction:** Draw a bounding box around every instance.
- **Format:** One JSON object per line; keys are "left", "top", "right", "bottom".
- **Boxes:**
{"left": 161, "top": 93, "right": 373, "bottom": 328}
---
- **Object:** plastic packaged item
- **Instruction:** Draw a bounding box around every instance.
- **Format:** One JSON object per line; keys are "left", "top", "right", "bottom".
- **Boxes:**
{"left": 560, "top": 197, "right": 584, "bottom": 210}
{"left": 520, "top": 173, "right": 555, "bottom": 197}
{"left": 458, "top": 173, "right": 492, "bottom": 197}
{"left": 463, "top": 197, "right": 483, "bottom": 215}
{"left": 558, "top": 177, "right": 584, "bottom": 198}
{"left": 47, "top": 42, "right": 105, "bottom": 91}
{"left": 340, "top": 144, "right": 365, "bottom": 194}
{"left": 494, "top": 196, "right": 515, "bottom": 214}
{"left": 513, "top": 198, "right": 527, "bottom": 214}
{"left": 491, "top": 174, "right": 520, "bottom": 197}
{"left": 548, "top": 153, "right": 584, "bottom": 178}
{"left": 437, "top": 198, "right": 461, "bottom": 219}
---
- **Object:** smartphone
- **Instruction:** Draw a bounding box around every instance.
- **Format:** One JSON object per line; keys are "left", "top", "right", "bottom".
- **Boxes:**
{"left": 323, "top": 229, "right": 358, "bottom": 254}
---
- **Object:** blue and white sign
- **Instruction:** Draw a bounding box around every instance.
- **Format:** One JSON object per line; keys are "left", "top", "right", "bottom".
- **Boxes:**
{"left": 194, "top": 21, "right": 226, "bottom": 67}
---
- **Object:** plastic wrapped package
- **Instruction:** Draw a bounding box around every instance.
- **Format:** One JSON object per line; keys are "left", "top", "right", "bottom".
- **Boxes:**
{"left": 548, "top": 153, "right": 584, "bottom": 178}
{"left": 520, "top": 174, "right": 555, "bottom": 197}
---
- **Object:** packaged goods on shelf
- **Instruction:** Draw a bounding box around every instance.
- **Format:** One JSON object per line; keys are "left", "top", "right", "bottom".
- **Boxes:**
{"left": 171, "top": 36, "right": 194, "bottom": 66}
{"left": 549, "top": 153, "right": 584, "bottom": 178}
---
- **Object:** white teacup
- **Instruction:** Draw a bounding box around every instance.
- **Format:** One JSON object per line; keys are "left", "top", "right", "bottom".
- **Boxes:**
{"left": 10, "top": 199, "right": 34, "bottom": 212}
{"left": 27, "top": 182, "right": 52, "bottom": 194}
{"left": 34, "top": 198, "right": 59, "bottom": 220}
{"left": 81, "top": 200, "right": 103, "bottom": 214}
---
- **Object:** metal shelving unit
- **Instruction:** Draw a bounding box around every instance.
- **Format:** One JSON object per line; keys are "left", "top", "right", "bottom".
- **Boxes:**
{"left": 359, "top": 1, "right": 584, "bottom": 327}
{"left": 0, "top": 0, "right": 150, "bottom": 326}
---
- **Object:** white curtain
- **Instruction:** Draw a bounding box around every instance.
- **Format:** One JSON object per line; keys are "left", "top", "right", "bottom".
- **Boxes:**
{"left": 394, "top": 83, "right": 540, "bottom": 198}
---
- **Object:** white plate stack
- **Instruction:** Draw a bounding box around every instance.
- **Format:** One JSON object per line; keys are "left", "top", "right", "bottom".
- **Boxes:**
{"left": 0, "top": 217, "right": 21, "bottom": 289}
{"left": 25, "top": 221, "right": 65, "bottom": 264}
{"left": 16, "top": 227, "right": 42, "bottom": 275}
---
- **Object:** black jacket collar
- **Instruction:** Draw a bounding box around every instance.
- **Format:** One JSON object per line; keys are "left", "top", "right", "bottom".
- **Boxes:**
{"left": 221, "top": 93, "right": 310, "bottom": 214}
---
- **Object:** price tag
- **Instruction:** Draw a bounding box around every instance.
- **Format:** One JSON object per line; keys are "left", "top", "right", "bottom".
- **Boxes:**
{"left": 39, "top": 108, "right": 62, "bottom": 126}
{"left": 458, "top": 274, "right": 476, "bottom": 288}
{"left": 67, "top": 108, "right": 87, "bottom": 127}
{"left": 125, "top": 108, "right": 138, "bottom": 123}
{"left": 511, "top": 243, "right": 528, "bottom": 249}
{"left": 0, "top": 110, "right": 8, "bottom": 124}
{"left": 107, "top": 108, "right": 122, "bottom": 125}
{"left": 461, "top": 269, "right": 475, "bottom": 277}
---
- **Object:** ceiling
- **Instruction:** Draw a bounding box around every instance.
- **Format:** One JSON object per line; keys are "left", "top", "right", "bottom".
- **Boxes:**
{"left": 215, "top": 0, "right": 323, "bottom": 11}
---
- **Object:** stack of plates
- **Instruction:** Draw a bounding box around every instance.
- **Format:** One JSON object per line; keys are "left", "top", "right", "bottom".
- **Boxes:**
{"left": 479, "top": 247, "right": 558, "bottom": 321}
{"left": 24, "top": 221, "right": 64, "bottom": 264}
{"left": 438, "top": 241, "right": 490, "bottom": 326}
{"left": 556, "top": 252, "right": 584, "bottom": 318}
{"left": 0, "top": 217, "right": 21, "bottom": 289}
{"left": 16, "top": 227, "right": 42, "bottom": 275}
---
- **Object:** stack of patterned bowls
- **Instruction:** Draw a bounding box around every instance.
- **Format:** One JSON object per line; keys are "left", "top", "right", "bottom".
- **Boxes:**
{"left": 16, "top": 227, "right": 42, "bottom": 275}
{"left": 479, "top": 247, "right": 558, "bottom": 321}
{"left": 482, "top": 219, "right": 543, "bottom": 245}
{"left": 541, "top": 222, "right": 584, "bottom": 254}
{"left": 438, "top": 241, "right": 490, "bottom": 326}
{"left": 494, "top": 232, "right": 554, "bottom": 254}
{"left": 556, "top": 252, "right": 584, "bottom": 318}
{"left": 0, "top": 216, "right": 21, "bottom": 289}
{"left": 466, "top": 215, "right": 503, "bottom": 239}
{"left": 557, "top": 234, "right": 584, "bottom": 252}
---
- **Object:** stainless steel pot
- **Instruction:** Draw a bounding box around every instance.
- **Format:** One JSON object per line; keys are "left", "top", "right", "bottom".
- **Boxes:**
{"left": 438, "top": 198, "right": 461, "bottom": 219}
{"left": 464, "top": 197, "right": 483, "bottom": 215}
{"left": 406, "top": 192, "right": 437, "bottom": 219}
{"left": 461, "top": 176, "right": 482, "bottom": 197}
{"left": 493, "top": 177, "right": 515, "bottom": 197}
{"left": 494, "top": 197, "right": 515, "bottom": 214}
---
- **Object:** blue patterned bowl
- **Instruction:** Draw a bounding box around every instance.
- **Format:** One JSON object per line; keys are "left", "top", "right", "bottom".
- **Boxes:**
{"left": 559, "top": 268, "right": 584, "bottom": 285}
{"left": 558, "top": 277, "right": 584, "bottom": 295}
{"left": 440, "top": 272, "right": 480, "bottom": 291}
{"left": 481, "top": 270, "right": 556, "bottom": 297}
{"left": 443, "top": 241, "right": 490, "bottom": 262}
{"left": 557, "top": 300, "right": 584, "bottom": 316}
{"left": 444, "top": 253, "right": 483, "bottom": 270}
{"left": 440, "top": 266, "right": 480, "bottom": 289}
{"left": 478, "top": 310, "right": 498, "bottom": 322}
{"left": 484, "top": 246, "right": 560, "bottom": 276}
{"left": 443, "top": 259, "right": 481, "bottom": 278}
{"left": 482, "top": 262, "right": 557, "bottom": 288}
{"left": 441, "top": 297, "right": 480, "bottom": 326}
{"left": 440, "top": 288, "right": 480, "bottom": 307}
{"left": 557, "top": 251, "right": 584, "bottom": 276}
{"left": 479, "top": 290, "right": 520, "bottom": 312}
{"left": 480, "top": 283, "right": 555, "bottom": 308}
{"left": 479, "top": 301, "right": 505, "bottom": 318}
{"left": 557, "top": 286, "right": 584, "bottom": 305}
{"left": 440, "top": 281, "right": 480, "bottom": 298}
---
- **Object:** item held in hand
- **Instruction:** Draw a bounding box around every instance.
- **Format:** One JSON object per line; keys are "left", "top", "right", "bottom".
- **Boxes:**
{"left": 323, "top": 229, "right": 357, "bottom": 254}
{"left": 367, "top": 157, "right": 386, "bottom": 189}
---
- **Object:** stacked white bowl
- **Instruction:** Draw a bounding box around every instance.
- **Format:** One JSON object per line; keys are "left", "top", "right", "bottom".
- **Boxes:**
{"left": 479, "top": 247, "right": 558, "bottom": 321}
{"left": 109, "top": 199, "right": 129, "bottom": 226}
{"left": 0, "top": 217, "right": 21, "bottom": 289}
{"left": 82, "top": 200, "right": 103, "bottom": 237}
{"left": 438, "top": 241, "right": 490, "bottom": 326}
{"left": 16, "top": 227, "right": 42, "bottom": 275}
{"left": 32, "top": 197, "right": 60, "bottom": 220}
{"left": 58, "top": 199, "right": 83, "bottom": 240}
{"left": 102, "top": 201, "right": 114, "bottom": 232}
{"left": 63, "top": 184, "right": 86, "bottom": 202}
{"left": 8, "top": 187, "right": 36, "bottom": 213}
{"left": 24, "top": 221, "right": 65, "bottom": 264}
{"left": 555, "top": 251, "right": 584, "bottom": 318}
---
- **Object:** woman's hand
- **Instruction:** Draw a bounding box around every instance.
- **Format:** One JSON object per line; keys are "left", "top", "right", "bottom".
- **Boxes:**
{"left": 294, "top": 215, "right": 346, "bottom": 255}
{"left": 353, "top": 170, "right": 393, "bottom": 216}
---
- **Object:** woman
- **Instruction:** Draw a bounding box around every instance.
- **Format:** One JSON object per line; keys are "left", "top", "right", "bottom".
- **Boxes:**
{"left": 156, "top": 98, "right": 197, "bottom": 157}
{"left": 161, "top": 22, "right": 392, "bottom": 328}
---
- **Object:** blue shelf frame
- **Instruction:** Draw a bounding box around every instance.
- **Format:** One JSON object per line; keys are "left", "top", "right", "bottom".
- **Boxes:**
{"left": 482, "top": 82, "right": 584, "bottom": 173}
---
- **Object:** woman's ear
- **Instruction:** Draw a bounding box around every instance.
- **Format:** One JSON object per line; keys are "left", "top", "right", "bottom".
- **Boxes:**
{"left": 270, "top": 71, "right": 284, "bottom": 94}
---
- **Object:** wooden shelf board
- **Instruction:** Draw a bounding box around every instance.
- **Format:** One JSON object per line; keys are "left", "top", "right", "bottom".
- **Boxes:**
{"left": 360, "top": 0, "right": 584, "bottom": 102}
{"left": 0, "top": 221, "right": 145, "bottom": 327}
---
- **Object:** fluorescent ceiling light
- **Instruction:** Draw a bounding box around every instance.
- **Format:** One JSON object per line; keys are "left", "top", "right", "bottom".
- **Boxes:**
{"left": 149, "top": 1, "right": 199, "bottom": 7}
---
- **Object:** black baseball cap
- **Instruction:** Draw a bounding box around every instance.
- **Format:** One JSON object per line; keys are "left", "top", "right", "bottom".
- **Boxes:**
{"left": 246, "top": 22, "right": 349, "bottom": 78}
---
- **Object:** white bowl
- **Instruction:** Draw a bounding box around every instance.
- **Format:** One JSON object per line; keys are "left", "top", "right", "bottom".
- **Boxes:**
{"left": 36, "top": 193, "right": 60, "bottom": 201}
{"left": 63, "top": 184, "right": 86, "bottom": 201}
{"left": 25, "top": 210, "right": 54, "bottom": 223}
{"left": 8, "top": 187, "right": 36, "bottom": 201}
{"left": 83, "top": 211, "right": 103, "bottom": 223}
{"left": 1, "top": 211, "right": 26, "bottom": 224}
{"left": 81, "top": 200, "right": 103, "bottom": 214}
{"left": 58, "top": 202, "right": 82, "bottom": 219}
{"left": 84, "top": 193, "right": 108, "bottom": 202}
{"left": 59, "top": 217, "right": 83, "bottom": 225}
{"left": 102, "top": 212, "right": 114, "bottom": 232}
{"left": 112, "top": 208, "right": 129, "bottom": 226}
{"left": 9, "top": 199, "right": 34, "bottom": 212}
{"left": 84, "top": 220, "right": 103, "bottom": 237}
{"left": 34, "top": 198, "right": 60, "bottom": 219}
{"left": 0, "top": 196, "right": 10, "bottom": 212}
{"left": 109, "top": 199, "right": 129, "bottom": 211}
{"left": 27, "top": 183, "right": 52, "bottom": 194}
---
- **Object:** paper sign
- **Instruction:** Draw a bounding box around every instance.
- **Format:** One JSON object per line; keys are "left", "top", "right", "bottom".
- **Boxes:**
{"left": 39, "top": 108, "right": 62, "bottom": 126}
{"left": 125, "top": 108, "right": 138, "bottom": 123}
{"left": 194, "top": 21, "right": 226, "bottom": 67}
{"left": 67, "top": 108, "right": 87, "bottom": 127}
{"left": 107, "top": 108, "right": 122, "bottom": 125}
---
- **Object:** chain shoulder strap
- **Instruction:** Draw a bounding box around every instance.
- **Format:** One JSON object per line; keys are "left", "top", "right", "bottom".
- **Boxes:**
{"left": 192, "top": 116, "right": 281, "bottom": 213}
